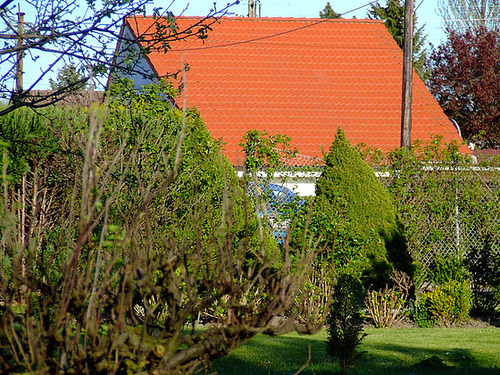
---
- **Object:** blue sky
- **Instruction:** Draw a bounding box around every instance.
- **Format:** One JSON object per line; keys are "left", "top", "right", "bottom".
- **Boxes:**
{"left": 163, "top": 0, "right": 446, "bottom": 45}
{"left": 7, "top": 0, "right": 447, "bottom": 90}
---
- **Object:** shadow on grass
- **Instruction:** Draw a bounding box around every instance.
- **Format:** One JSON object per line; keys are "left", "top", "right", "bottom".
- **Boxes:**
{"left": 211, "top": 335, "right": 333, "bottom": 375}
{"left": 210, "top": 333, "right": 500, "bottom": 375}
{"left": 360, "top": 344, "right": 493, "bottom": 375}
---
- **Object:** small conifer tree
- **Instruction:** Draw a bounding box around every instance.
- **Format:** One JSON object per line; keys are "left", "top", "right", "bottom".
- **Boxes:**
{"left": 319, "top": 2, "right": 341, "bottom": 19}
{"left": 326, "top": 274, "right": 366, "bottom": 375}
{"left": 49, "top": 63, "right": 88, "bottom": 91}
{"left": 315, "top": 128, "right": 411, "bottom": 287}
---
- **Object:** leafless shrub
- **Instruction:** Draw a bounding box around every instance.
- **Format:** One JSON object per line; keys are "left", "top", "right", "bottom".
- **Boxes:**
{"left": 365, "top": 271, "right": 413, "bottom": 328}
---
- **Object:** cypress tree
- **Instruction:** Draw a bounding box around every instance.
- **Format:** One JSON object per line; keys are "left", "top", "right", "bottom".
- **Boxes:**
{"left": 316, "top": 128, "right": 411, "bottom": 287}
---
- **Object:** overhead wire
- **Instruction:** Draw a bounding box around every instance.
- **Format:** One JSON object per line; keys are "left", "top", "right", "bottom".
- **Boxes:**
{"left": 167, "top": 1, "right": 380, "bottom": 52}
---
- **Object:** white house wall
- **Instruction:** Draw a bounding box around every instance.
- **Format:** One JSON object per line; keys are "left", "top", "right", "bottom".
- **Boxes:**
{"left": 235, "top": 170, "right": 392, "bottom": 197}
{"left": 281, "top": 182, "right": 316, "bottom": 196}
{"left": 236, "top": 171, "right": 318, "bottom": 197}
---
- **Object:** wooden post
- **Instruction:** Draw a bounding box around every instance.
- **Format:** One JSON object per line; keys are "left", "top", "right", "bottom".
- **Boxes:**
{"left": 401, "top": 0, "right": 414, "bottom": 149}
{"left": 16, "top": 11, "right": 25, "bottom": 93}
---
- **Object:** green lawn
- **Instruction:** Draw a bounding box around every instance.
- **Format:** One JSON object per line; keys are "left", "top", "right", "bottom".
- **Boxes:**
{"left": 211, "top": 327, "right": 500, "bottom": 374}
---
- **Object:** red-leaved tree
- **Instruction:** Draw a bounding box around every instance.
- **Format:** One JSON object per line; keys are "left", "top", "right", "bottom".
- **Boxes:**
{"left": 427, "top": 28, "right": 500, "bottom": 148}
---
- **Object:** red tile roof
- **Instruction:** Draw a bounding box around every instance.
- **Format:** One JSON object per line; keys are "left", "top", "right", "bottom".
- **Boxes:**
{"left": 124, "top": 16, "right": 468, "bottom": 166}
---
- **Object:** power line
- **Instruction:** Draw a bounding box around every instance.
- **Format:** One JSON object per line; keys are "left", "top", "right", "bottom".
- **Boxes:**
{"left": 341, "top": 1, "right": 379, "bottom": 17}
{"left": 164, "top": 1, "right": 379, "bottom": 52}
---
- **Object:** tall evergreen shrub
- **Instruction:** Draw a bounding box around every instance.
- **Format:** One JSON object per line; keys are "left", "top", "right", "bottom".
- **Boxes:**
{"left": 314, "top": 128, "right": 411, "bottom": 286}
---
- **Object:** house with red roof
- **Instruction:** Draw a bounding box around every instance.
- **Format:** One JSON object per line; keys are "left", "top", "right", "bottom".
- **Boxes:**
{"left": 113, "top": 15, "right": 467, "bottom": 173}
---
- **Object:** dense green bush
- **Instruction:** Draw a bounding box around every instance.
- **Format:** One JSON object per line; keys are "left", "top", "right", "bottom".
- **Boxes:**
{"left": 360, "top": 136, "right": 499, "bottom": 293}
{"left": 466, "top": 236, "right": 500, "bottom": 315}
{"left": 417, "top": 280, "right": 473, "bottom": 326}
{"left": 295, "top": 128, "right": 412, "bottom": 287}
{"left": 326, "top": 274, "right": 366, "bottom": 375}
{"left": 291, "top": 194, "right": 368, "bottom": 278}
{"left": 414, "top": 254, "right": 473, "bottom": 326}
{"left": 359, "top": 136, "right": 500, "bottom": 319}
{"left": 105, "top": 80, "right": 277, "bottom": 254}
{"left": 0, "top": 105, "right": 83, "bottom": 183}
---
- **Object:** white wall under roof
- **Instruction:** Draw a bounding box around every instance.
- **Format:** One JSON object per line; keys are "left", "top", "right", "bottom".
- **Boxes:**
{"left": 237, "top": 171, "right": 319, "bottom": 196}
{"left": 281, "top": 181, "right": 316, "bottom": 196}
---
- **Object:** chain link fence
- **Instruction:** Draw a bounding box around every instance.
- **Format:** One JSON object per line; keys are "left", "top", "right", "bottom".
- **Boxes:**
{"left": 379, "top": 165, "right": 500, "bottom": 271}
{"left": 245, "top": 150, "right": 500, "bottom": 272}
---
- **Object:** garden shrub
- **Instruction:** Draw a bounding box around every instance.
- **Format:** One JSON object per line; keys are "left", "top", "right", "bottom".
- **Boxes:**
{"left": 428, "top": 253, "right": 469, "bottom": 285}
{"left": 0, "top": 105, "right": 85, "bottom": 183}
{"left": 290, "top": 194, "right": 369, "bottom": 279}
{"left": 414, "top": 254, "right": 472, "bottom": 326}
{"left": 466, "top": 235, "right": 500, "bottom": 315}
{"left": 360, "top": 136, "right": 500, "bottom": 320}
{"left": 418, "top": 280, "right": 472, "bottom": 326}
{"left": 300, "top": 128, "right": 412, "bottom": 287}
{"left": 365, "top": 270, "right": 413, "bottom": 328}
{"left": 326, "top": 274, "right": 366, "bottom": 375}
{"left": 363, "top": 137, "right": 500, "bottom": 299}
{"left": 105, "top": 79, "right": 279, "bottom": 258}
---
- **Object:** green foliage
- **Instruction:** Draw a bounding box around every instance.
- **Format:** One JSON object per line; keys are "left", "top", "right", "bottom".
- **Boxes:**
{"left": 326, "top": 274, "right": 366, "bottom": 375}
{"left": 312, "top": 128, "right": 411, "bottom": 287}
{"left": 466, "top": 236, "right": 500, "bottom": 315}
{"left": 291, "top": 195, "right": 369, "bottom": 278}
{"left": 105, "top": 79, "right": 270, "bottom": 250}
{"left": 414, "top": 253, "right": 472, "bottom": 326}
{"left": 359, "top": 136, "right": 476, "bottom": 279}
{"left": 1, "top": 77, "right": 253, "bottom": 253}
{"left": 238, "top": 129, "right": 335, "bottom": 327}
{"left": 0, "top": 82, "right": 330, "bottom": 374}
{"left": 320, "top": 2, "right": 341, "bottom": 19}
{"left": 0, "top": 105, "right": 86, "bottom": 183}
{"left": 359, "top": 136, "right": 500, "bottom": 322}
{"left": 239, "top": 129, "right": 302, "bottom": 245}
{"left": 49, "top": 63, "right": 88, "bottom": 91}
{"left": 239, "top": 129, "right": 297, "bottom": 174}
{"left": 417, "top": 280, "right": 473, "bottom": 326}
{"left": 428, "top": 253, "right": 469, "bottom": 285}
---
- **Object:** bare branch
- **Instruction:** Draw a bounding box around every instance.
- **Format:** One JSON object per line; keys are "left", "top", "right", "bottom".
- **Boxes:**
{"left": 0, "top": 0, "right": 238, "bottom": 116}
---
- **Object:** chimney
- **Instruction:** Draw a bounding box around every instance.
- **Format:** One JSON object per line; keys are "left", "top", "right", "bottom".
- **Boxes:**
{"left": 248, "top": 0, "right": 261, "bottom": 17}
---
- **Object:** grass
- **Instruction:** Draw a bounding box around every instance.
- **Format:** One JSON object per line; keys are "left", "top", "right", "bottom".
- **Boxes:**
{"left": 210, "top": 327, "right": 500, "bottom": 374}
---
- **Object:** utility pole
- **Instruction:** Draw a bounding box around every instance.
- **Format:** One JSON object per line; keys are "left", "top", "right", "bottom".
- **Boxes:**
{"left": 16, "top": 9, "right": 25, "bottom": 93}
{"left": 400, "top": 0, "right": 414, "bottom": 149}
